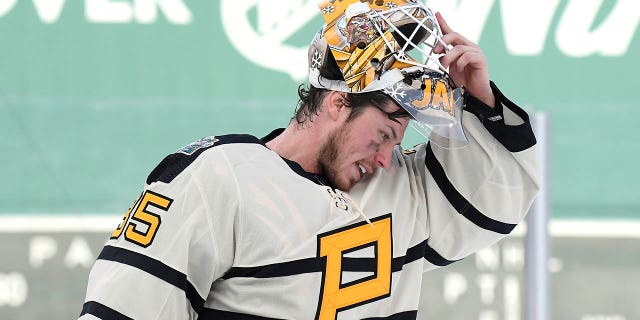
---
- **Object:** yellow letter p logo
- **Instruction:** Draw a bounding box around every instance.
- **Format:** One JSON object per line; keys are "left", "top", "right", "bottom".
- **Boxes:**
{"left": 316, "top": 215, "right": 392, "bottom": 320}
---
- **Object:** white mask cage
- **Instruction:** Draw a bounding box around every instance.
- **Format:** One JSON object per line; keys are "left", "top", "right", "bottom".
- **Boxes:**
{"left": 368, "top": 3, "right": 452, "bottom": 76}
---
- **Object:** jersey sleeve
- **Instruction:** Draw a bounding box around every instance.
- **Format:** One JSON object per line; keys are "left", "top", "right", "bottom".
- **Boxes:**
{"left": 405, "top": 81, "right": 539, "bottom": 271}
{"left": 79, "top": 146, "right": 240, "bottom": 319}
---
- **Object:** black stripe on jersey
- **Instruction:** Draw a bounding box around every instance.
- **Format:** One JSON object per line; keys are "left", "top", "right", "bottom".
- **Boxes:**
{"left": 362, "top": 310, "right": 419, "bottom": 319}
{"left": 222, "top": 255, "right": 391, "bottom": 280}
{"left": 422, "top": 240, "right": 459, "bottom": 266}
{"left": 146, "top": 134, "right": 263, "bottom": 184}
{"left": 80, "top": 301, "right": 133, "bottom": 320}
{"left": 425, "top": 145, "right": 517, "bottom": 234}
{"left": 97, "top": 245, "right": 205, "bottom": 314}
{"left": 464, "top": 81, "right": 536, "bottom": 153}
{"left": 392, "top": 239, "right": 458, "bottom": 268}
{"left": 222, "top": 239, "right": 457, "bottom": 280}
{"left": 221, "top": 256, "right": 326, "bottom": 279}
{"left": 199, "top": 308, "right": 285, "bottom": 320}
{"left": 198, "top": 308, "right": 418, "bottom": 320}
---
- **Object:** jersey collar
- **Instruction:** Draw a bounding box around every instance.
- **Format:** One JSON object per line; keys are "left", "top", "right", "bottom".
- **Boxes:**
{"left": 261, "top": 129, "right": 334, "bottom": 188}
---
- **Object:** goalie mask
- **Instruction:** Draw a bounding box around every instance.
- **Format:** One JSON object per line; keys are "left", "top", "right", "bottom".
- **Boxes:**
{"left": 309, "top": 0, "right": 467, "bottom": 146}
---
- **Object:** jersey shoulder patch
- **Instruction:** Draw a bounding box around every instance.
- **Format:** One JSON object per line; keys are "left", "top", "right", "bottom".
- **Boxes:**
{"left": 146, "top": 134, "right": 262, "bottom": 184}
{"left": 177, "top": 136, "right": 219, "bottom": 155}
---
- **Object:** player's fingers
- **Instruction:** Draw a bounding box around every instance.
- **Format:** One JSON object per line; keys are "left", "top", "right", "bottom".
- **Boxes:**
{"left": 433, "top": 34, "right": 462, "bottom": 53}
{"left": 435, "top": 12, "right": 453, "bottom": 35}
{"left": 432, "top": 12, "right": 452, "bottom": 54}
{"left": 433, "top": 35, "right": 461, "bottom": 54}
{"left": 455, "top": 51, "right": 486, "bottom": 74}
{"left": 439, "top": 44, "right": 480, "bottom": 68}
{"left": 433, "top": 29, "right": 476, "bottom": 54}
{"left": 442, "top": 33, "right": 476, "bottom": 47}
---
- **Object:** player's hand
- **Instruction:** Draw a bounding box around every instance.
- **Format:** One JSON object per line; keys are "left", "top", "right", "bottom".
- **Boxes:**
{"left": 433, "top": 12, "right": 495, "bottom": 108}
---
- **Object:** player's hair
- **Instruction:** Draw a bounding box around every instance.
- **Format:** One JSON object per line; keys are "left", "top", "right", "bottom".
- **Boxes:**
{"left": 293, "top": 46, "right": 409, "bottom": 125}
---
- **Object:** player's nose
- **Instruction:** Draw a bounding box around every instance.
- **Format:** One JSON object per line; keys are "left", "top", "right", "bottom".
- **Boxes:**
{"left": 373, "top": 147, "right": 392, "bottom": 169}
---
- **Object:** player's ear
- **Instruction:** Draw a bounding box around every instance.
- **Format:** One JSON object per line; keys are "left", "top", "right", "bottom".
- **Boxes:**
{"left": 326, "top": 91, "right": 347, "bottom": 121}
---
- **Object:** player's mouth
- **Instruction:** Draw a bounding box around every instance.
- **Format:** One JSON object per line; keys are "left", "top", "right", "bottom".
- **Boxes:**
{"left": 357, "top": 163, "right": 368, "bottom": 179}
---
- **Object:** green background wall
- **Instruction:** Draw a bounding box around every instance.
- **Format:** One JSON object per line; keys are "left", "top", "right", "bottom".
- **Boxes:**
{"left": 1, "top": 0, "right": 638, "bottom": 219}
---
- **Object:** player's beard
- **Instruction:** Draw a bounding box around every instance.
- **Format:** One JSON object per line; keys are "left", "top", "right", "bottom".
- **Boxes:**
{"left": 318, "top": 124, "right": 354, "bottom": 191}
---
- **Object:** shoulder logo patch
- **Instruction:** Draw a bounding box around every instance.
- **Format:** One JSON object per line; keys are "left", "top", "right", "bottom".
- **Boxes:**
{"left": 177, "top": 136, "right": 219, "bottom": 155}
{"left": 402, "top": 148, "right": 417, "bottom": 155}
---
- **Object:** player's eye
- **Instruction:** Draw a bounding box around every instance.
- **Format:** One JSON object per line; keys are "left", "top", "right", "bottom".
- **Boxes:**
{"left": 380, "top": 132, "right": 390, "bottom": 143}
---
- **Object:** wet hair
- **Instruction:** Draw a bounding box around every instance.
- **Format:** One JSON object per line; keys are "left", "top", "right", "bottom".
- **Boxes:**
{"left": 293, "top": 45, "right": 409, "bottom": 125}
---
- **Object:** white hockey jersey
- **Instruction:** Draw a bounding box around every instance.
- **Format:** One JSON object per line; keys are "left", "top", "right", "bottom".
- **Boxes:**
{"left": 80, "top": 83, "right": 539, "bottom": 320}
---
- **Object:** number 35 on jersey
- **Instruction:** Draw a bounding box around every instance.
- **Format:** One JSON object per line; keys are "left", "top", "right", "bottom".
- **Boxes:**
{"left": 111, "top": 190, "right": 174, "bottom": 247}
